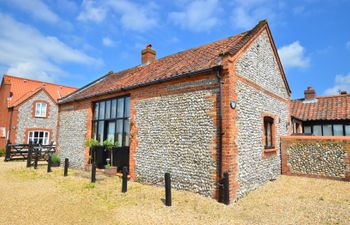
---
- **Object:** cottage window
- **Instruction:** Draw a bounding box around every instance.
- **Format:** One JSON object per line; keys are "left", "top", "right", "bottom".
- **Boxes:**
{"left": 345, "top": 125, "right": 350, "bottom": 136}
{"left": 92, "top": 96, "right": 130, "bottom": 147}
{"left": 313, "top": 125, "right": 322, "bottom": 136}
{"left": 322, "top": 124, "right": 332, "bottom": 136}
{"left": 304, "top": 126, "right": 312, "bottom": 134}
{"left": 28, "top": 131, "right": 49, "bottom": 145}
{"left": 35, "top": 102, "right": 47, "bottom": 117}
{"left": 333, "top": 125, "right": 343, "bottom": 136}
{"left": 264, "top": 116, "right": 274, "bottom": 149}
{"left": 0, "top": 127, "right": 6, "bottom": 138}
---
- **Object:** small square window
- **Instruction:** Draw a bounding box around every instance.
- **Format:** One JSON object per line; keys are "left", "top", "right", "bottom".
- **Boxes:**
{"left": 35, "top": 102, "right": 47, "bottom": 117}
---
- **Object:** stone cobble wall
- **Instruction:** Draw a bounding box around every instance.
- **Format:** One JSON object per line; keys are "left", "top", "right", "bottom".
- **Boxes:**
{"left": 234, "top": 30, "right": 289, "bottom": 199}
{"left": 58, "top": 109, "right": 88, "bottom": 169}
{"left": 235, "top": 81, "right": 289, "bottom": 199}
{"left": 236, "top": 30, "right": 289, "bottom": 99}
{"left": 281, "top": 137, "right": 350, "bottom": 181}
{"left": 16, "top": 91, "right": 58, "bottom": 144}
{"left": 134, "top": 89, "right": 217, "bottom": 197}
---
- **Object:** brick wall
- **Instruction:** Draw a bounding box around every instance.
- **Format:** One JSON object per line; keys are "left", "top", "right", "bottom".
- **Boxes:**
{"left": 0, "top": 78, "right": 11, "bottom": 149}
{"left": 281, "top": 136, "right": 350, "bottom": 181}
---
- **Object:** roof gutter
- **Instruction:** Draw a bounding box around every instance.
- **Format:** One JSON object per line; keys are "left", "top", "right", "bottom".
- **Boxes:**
{"left": 59, "top": 66, "right": 222, "bottom": 104}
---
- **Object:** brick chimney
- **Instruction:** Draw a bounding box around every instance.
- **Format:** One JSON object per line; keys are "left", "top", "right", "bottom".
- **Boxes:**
{"left": 141, "top": 44, "right": 156, "bottom": 64}
{"left": 304, "top": 86, "right": 316, "bottom": 100}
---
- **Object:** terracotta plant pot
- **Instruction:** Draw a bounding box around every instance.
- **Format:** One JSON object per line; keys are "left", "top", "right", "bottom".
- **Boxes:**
{"left": 104, "top": 167, "right": 117, "bottom": 176}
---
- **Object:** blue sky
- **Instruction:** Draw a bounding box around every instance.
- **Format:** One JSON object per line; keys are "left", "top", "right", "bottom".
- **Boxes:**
{"left": 0, "top": 0, "right": 349, "bottom": 99}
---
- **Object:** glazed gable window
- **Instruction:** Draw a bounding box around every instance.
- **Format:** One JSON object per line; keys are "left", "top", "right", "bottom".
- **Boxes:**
{"left": 264, "top": 116, "right": 274, "bottom": 149}
{"left": 35, "top": 102, "right": 47, "bottom": 117}
{"left": 28, "top": 131, "right": 50, "bottom": 145}
{"left": 93, "top": 96, "right": 130, "bottom": 147}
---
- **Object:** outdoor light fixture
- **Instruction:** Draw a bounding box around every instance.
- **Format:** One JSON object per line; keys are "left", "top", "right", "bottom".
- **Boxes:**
{"left": 230, "top": 101, "right": 236, "bottom": 109}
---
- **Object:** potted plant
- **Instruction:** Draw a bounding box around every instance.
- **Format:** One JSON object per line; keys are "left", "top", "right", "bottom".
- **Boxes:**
{"left": 51, "top": 153, "right": 60, "bottom": 167}
{"left": 103, "top": 138, "right": 117, "bottom": 176}
{"left": 84, "top": 138, "right": 100, "bottom": 171}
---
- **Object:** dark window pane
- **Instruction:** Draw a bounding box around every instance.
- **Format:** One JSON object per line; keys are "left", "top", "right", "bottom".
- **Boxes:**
{"left": 99, "top": 101, "right": 105, "bottom": 119}
{"left": 313, "top": 125, "right": 322, "bottom": 136}
{"left": 345, "top": 125, "right": 350, "bottom": 136}
{"left": 94, "top": 103, "right": 99, "bottom": 120}
{"left": 98, "top": 121, "right": 104, "bottom": 144}
{"left": 125, "top": 97, "right": 130, "bottom": 117}
{"left": 323, "top": 124, "right": 332, "bottom": 136}
{"left": 111, "top": 99, "right": 117, "bottom": 118}
{"left": 116, "top": 119, "right": 123, "bottom": 147}
{"left": 117, "top": 98, "right": 124, "bottom": 118}
{"left": 304, "top": 126, "right": 312, "bottom": 134}
{"left": 105, "top": 100, "right": 111, "bottom": 119}
{"left": 124, "top": 119, "right": 130, "bottom": 147}
{"left": 333, "top": 125, "right": 343, "bottom": 136}
{"left": 263, "top": 117, "right": 273, "bottom": 148}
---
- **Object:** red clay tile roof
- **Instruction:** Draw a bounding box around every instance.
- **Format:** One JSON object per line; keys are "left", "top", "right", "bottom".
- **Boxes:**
{"left": 291, "top": 94, "right": 350, "bottom": 121}
{"left": 60, "top": 20, "right": 289, "bottom": 104}
{"left": 1, "top": 75, "right": 77, "bottom": 107}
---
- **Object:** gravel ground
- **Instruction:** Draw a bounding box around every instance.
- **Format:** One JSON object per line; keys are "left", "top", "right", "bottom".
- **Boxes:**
{"left": 0, "top": 158, "right": 349, "bottom": 225}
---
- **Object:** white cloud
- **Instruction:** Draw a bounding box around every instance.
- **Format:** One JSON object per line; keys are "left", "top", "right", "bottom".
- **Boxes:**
{"left": 230, "top": 0, "right": 282, "bottom": 30}
{"left": 102, "top": 37, "right": 115, "bottom": 47}
{"left": 324, "top": 73, "right": 350, "bottom": 95}
{"left": 346, "top": 41, "right": 350, "bottom": 49}
{"left": 278, "top": 41, "right": 310, "bottom": 69}
{"left": 77, "top": 0, "right": 107, "bottom": 23}
{"left": 168, "top": 0, "right": 220, "bottom": 32}
{"left": 77, "top": 0, "right": 158, "bottom": 32}
{"left": 0, "top": 13, "right": 102, "bottom": 82}
{"left": 2, "top": 0, "right": 60, "bottom": 23}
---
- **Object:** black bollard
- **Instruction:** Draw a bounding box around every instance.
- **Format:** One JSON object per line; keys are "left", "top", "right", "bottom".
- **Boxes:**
{"left": 91, "top": 163, "right": 96, "bottom": 183}
{"left": 26, "top": 146, "right": 32, "bottom": 168}
{"left": 34, "top": 148, "right": 39, "bottom": 169}
{"left": 223, "top": 171, "right": 230, "bottom": 205}
{"left": 64, "top": 158, "right": 69, "bottom": 176}
{"left": 165, "top": 173, "right": 172, "bottom": 206}
{"left": 47, "top": 154, "right": 52, "bottom": 173}
{"left": 122, "top": 166, "right": 128, "bottom": 193}
{"left": 5, "top": 142, "right": 11, "bottom": 161}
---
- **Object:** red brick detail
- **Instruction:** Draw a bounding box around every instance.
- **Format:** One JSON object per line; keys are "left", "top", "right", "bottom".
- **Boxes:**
{"left": 32, "top": 100, "right": 50, "bottom": 118}
{"left": 24, "top": 128, "right": 53, "bottom": 144}
{"left": 261, "top": 113, "right": 278, "bottom": 159}
{"left": 281, "top": 136, "right": 350, "bottom": 182}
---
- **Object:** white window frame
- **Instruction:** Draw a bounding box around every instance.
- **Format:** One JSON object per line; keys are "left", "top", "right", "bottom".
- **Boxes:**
{"left": 35, "top": 102, "right": 47, "bottom": 118}
{"left": 0, "top": 127, "right": 6, "bottom": 138}
{"left": 27, "top": 130, "right": 50, "bottom": 145}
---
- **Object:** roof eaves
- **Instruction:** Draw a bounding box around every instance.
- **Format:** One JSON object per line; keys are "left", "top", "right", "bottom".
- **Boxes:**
{"left": 59, "top": 66, "right": 221, "bottom": 104}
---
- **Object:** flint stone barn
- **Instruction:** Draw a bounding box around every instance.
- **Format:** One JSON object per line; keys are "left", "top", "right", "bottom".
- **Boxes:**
{"left": 57, "top": 20, "right": 291, "bottom": 202}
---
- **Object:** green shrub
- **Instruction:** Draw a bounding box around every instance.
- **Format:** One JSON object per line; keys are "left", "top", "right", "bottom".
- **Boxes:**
{"left": 0, "top": 149, "right": 5, "bottom": 157}
{"left": 51, "top": 153, "right": 60, "bottom": 164}
{"left": 84, "top": 138, "right": 100, "bottom": 148}
{"left": 103, "top": 138, "right": 115, "bottom": 150}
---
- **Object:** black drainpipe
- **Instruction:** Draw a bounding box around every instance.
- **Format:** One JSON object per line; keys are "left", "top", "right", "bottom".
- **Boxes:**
{"left": 215, "top": 66, "right": 223, "bottom": 181}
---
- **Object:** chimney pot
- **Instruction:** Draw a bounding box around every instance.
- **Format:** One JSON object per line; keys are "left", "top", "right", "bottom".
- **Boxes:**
{"left": 304, "top": 86, "right": 316, "bottom": 100}
{"left": 340, "top": 91, "right": 347, "bottom": 95}
{"left": 141, "top": 44, "right": 156, "bottom": 65}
